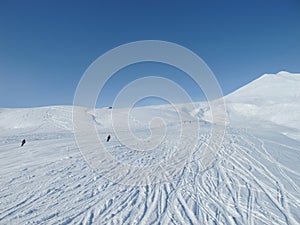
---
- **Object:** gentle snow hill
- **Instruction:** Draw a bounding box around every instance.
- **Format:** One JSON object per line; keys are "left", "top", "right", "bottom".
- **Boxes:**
{"left": 0, "top": 106, "right": 74, "bottom": 135}
{"left": 224, "top": 71, "right": 300, "bottom": 140}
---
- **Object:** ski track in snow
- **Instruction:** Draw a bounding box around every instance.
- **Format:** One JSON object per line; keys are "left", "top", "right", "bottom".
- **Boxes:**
{"left": 0, "top": 124, "right": 299, "bottom": 225}
{"left": 2, "top": 71, "right": 300, "bottom": 224}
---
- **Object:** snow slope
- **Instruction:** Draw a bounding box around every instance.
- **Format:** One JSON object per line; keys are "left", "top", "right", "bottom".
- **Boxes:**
{"left": 225, "top": 71, "right": 300, "bottom": 140}
{"left": 0, "top": 72, "right": 300, "bottom": 224}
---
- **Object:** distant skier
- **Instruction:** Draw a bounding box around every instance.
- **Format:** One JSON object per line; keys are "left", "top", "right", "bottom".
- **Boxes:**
{"left": 21, "top": 139, "right": 26, "bottom": 147}
{"left": 106, "top": 135, "right": 111, "bottom": 142}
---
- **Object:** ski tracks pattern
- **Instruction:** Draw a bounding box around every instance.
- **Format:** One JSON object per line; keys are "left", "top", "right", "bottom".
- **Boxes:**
{"left": 0, "top": 128, "right": 299, "bottom": 224}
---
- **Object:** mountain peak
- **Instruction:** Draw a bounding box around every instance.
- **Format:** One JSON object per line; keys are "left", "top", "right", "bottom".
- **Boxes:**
{"left": 225, "top": 71, "right": 300, "bottom": 137}
{"left": 276, "top": 70, "right": 290, "bottom": 75}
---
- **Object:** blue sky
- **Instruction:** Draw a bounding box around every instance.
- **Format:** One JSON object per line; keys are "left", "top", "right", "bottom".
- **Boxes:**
{"left": 1, "top": 0, "right": 300, "bottom": 108}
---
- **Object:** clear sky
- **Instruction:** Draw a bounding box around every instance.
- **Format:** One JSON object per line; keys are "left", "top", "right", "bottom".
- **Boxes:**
{"left": 1, "top": 0, "right": 300, "bottom": 108}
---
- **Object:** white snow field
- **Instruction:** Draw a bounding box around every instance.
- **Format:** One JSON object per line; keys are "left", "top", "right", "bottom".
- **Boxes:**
{"left": 0, "top": 72, "right": 300, "bottom": 224}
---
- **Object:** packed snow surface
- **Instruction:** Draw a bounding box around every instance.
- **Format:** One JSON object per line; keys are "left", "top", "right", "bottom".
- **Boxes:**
{"left": 0, "top": 72, "right": 299, "bottom": 224}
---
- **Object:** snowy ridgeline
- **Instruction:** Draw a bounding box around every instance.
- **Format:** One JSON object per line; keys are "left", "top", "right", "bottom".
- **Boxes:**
{"left": 0, "top": 72, "right": 299, "bottom": 224}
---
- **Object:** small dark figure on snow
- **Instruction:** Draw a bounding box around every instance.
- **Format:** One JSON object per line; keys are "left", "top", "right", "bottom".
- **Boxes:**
{"left": 106, "top": 135, "right": 111, "bottom": 142}
{"left": 21, "top": 139, "right": 26, "bottom": 147}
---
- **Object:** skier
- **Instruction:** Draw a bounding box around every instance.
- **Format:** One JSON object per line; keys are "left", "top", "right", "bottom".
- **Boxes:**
{"left": 21, "top": 139, "right": 26, "bottom": 147}
{"left": 106, "top": 135, "right": 111, "bottom": 142}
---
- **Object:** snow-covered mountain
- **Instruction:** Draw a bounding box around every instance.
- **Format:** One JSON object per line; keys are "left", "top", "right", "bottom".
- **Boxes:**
{"left": 0, "top": 72, "right": 299, "bottom": 224}
{"left": 225, "top": 71, "right": 300, "bottom": 140}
